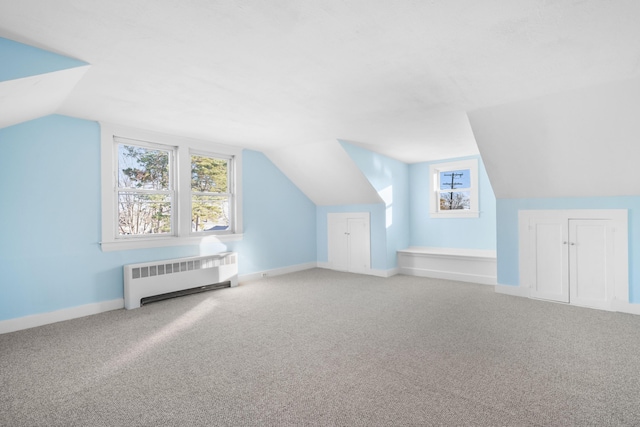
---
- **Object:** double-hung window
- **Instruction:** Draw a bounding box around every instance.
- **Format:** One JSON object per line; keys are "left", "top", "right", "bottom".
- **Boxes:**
{"left": 101, "top": 124, "right": 243, "bottom": 251}
{"left": 429, "top": 158, "right": 479, "bottom": 218}
{"left": 191, "top": 152, "right": 233, "bottom": 233}
{"left": 116, "top": 138, "right": 175, "bottom": 236}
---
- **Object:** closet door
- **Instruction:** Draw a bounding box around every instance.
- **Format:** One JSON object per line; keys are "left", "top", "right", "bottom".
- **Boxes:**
{"left": 327, "top": 213, "right": 370, "bottom": 274}
{"left": 569, "top": 219, "right": 614, "bottom": 310}
{"left": 529, "top": 218, "right": 569, "bottom": 303}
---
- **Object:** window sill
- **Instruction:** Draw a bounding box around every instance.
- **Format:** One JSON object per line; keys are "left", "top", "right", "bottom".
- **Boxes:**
{"left": 430, "top": 211, "right": 479, "bottom": 219}
{"left": 100, "top": 233, "right": 243, "bottom": 252}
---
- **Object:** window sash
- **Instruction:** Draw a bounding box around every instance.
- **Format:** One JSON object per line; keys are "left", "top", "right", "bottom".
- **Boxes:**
{"left": 114, "top": 138, "right": 176, "bottom": 238}
{"left": 190, "top": 152, "right": 234, "bottom": 234}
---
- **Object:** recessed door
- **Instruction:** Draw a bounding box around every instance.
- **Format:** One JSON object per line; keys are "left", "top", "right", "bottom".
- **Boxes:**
{"left": 328, "top": 213, "right": 370, "bottom": 274}
{"left": 569, "top": 219, "right": 614, "bottom": 310}
{"left": 530, "top": 219, "right": 569, "bottom": 303}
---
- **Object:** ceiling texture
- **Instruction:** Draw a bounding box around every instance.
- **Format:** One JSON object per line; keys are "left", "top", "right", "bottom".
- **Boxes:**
{"left": 1, "top": 0, "right": 640, "bottom": 163}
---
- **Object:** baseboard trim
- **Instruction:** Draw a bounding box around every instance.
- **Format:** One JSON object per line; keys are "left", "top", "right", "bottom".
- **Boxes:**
{"left": 238, "top": 262, "right": 318, "bottom": 283}
{"left": 399, "top": 267, "right": 497, "bottom": 285}
{"left": 0, "top": 298, "right": 124, "bottom": 335}
{"left": 612, "top": 300, "right": 640, "bottom": 315}
{"left": 317, "top": 262, "right": 398, "bottom": 278}
{"left": 495, "top": 284, "right": 531, "bottom": 297}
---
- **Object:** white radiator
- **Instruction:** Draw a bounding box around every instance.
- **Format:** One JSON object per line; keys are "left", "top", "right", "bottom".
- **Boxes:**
{"left": 123, "top": 252, "right": 238, "bottom": 309}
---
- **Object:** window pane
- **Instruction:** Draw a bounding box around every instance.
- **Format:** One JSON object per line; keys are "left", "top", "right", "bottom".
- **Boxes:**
{"left": 439, "top": 169, "right": 470, "bottom": 190}
{"left": 191, "top": 155, "right": 228, "bottom": 193}
{"left": 118, "top": 193, "right": 172, "bottom": 235}
{"left": 439, "top": 191, "right": 471, "bottom": 210}
{"left": 192, "top": 195, "right": 230, "bottom": 232}
{"left": 118, "top": 144, "right": 170, "bottom": 190}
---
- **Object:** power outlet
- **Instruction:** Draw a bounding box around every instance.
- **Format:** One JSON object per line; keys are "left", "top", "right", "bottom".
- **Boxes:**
{"left": 261, "top": 273, "right": 267, "bottom": 277}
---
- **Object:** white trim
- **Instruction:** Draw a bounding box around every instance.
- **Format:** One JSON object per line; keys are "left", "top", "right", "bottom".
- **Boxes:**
{"left": 100, "top": 122, "right": 243, "bottom": 251}
{"left": 399, "top": 266, "right": 497, "bottom": 285}
{"left": 611, "top": 300, "right": 640, "bottom": 316}
{"left": 0, "top": 299, "right": 124, "bottom": 334}
{"left": 495, "top": 284, "right": 531, "bottom": 298}
{"left": 238, "top": 262, "right": 318, "bottom": 283}
{"left": 370, "top": 267, "right": 399, "bottom": 278}
{"left": 397, "top": 247, "right": 497, "bottom": 285}
{"left": 518, "top": 209, "right": 629, "bottom": 305}
{"left": 429, "top": 158, "right": 479, "bottom": 218}
{"left": 317, "top": 262, "right": 398, "bottom": 278}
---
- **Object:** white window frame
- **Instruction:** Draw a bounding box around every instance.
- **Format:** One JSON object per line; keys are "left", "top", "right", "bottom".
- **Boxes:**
{"left": 190, "top": 150, "right": 235, "bottom": 235}
{"left": 100, "top": 123, "right": 243, "bottom": 251}
{"left": 429, "top": 158, "right": 479, "bottom": 218}
{"left": 114, "top": 137, "right": 177, "bottom": 238}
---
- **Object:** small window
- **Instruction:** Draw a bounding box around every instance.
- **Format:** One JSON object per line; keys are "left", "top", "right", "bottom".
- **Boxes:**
{"left": 191, "top": 153, "right": 234, "bottom": 233}
{"left": 116, "top": 140, "right": 175, "bottom": 236}
{"left": 430, "top": 159, "right": 479, "bottom": 218}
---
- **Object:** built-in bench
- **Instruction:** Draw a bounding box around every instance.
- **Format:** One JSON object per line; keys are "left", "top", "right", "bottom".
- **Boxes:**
{"left": 397, "top": 247, "right": 497, "bottom": 285}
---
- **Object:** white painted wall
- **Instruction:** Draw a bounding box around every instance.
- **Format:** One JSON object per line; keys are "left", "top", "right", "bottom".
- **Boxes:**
{"left": 0, "top": 66, "right": 89, "bottom": 129}
{"left": 469, "top": 77, "right": 640, "bottom": 199}
{"left": 266, "top": 140, "right": 382, "bottom": 206}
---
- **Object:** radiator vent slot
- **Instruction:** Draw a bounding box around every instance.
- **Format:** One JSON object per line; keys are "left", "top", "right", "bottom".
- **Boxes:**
{"left": 129, "top": 254, "right": 237, "bottom": 281}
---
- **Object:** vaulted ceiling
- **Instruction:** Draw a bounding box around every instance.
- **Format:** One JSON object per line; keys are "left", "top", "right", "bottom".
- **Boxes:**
{"left": 2, "top": 0, "right": 640, "bottom": 165}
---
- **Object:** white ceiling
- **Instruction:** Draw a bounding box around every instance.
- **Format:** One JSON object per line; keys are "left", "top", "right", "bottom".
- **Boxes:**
{"left": 1, "top": 0, "right": 640, "bottom": 163}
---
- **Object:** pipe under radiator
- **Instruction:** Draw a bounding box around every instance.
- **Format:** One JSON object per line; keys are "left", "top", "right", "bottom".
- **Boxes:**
{"left": 123, "top": 252, "right": 238, "bottom": 309}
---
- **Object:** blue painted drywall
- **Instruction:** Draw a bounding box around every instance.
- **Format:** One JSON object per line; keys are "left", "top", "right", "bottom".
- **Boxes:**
{"left": 0, "top": 115, "right": 316, "bottom": 321}
{"left": 0, "top": 37, "right": 87, "bottom": 82}
{"left": 239, "top": 150, "right": 317, "bottom": 273}
{"left": 409, "top": 155, "right": 496, "bottom": 250}
{"left": 339, "top": 141, "right": 410, "bottom": 268}
{"left": 496, "top": 197, "right": 640, "bottom": 303}
{"left": 316, "top": 204, "right": 387, "bottom": 270}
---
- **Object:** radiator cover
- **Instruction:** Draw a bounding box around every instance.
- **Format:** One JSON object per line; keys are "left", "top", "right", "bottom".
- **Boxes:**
{"left": 123, "top": 252, "right": 238, "bottom": 309}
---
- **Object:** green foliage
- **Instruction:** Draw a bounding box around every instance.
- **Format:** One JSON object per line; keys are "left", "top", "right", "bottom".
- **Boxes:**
{"left": 118, "top": 144, "right": 172, "bottom": 235}
{"left": 120, "top": 145, "right": 169, "bottom": 190}
{"left": 191, "top": 155, "right": 229, "bottom": 231}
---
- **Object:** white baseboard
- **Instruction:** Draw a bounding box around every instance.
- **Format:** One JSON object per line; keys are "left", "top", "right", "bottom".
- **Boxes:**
{"left": 0, "top": 298, "right": 124, "bottom": 335}
{"left": 238, "top": 262, "right": 318, "bottom": 283}
{"left": 397, "top": 248, "right": 497, "bottom": 286}
{"left": 611, "top": 300, "right": 640, "bottom": 315}
{"left": 370, "top": 267, "right": 399, "bottom": 278}
{"left": 317, "top": 262, "right": 398, "bottom": 278}
{"left": 495, "top": 284, "right": 531, "bottom": 297}
{"left": 399, "top": 267, "right": 496, "bottom": 285}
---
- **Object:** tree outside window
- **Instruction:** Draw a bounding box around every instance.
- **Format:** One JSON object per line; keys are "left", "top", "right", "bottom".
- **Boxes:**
{"left": 117, "top": 143, "right": 173, "bottom": 236}
{"left": 191, "top": 154, "right": 232, "bottom": 232}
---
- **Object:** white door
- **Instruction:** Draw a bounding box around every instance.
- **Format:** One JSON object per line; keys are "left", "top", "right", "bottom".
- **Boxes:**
{"left": 569, "top": 219, "right": 614, "bottom": 310}
{"left": 328, "top": 213, "right": 370, "bottom": 274}
{"left": 530, "top": 219, "right": 569, "bottom": 303}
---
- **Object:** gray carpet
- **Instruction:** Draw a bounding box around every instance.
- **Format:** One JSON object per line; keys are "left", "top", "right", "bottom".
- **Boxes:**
{"left": 2, "top": 268, "right": 640, "bottom": 426}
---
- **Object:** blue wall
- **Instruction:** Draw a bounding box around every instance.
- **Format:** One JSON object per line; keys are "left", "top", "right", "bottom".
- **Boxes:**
{"left": 339, "top": 142, "right": 410, "bottom": 269}
{"left": 496, "top": 197, "right": 640, "bottom": 303}
{"left": 0, "top": 115, "right": 316, "bottom": 321}
{"left": 0, "top": 37, "right": 87, "bottom": 82}
{"left": 409, "top": 155, "right": 496, "bottom": 250}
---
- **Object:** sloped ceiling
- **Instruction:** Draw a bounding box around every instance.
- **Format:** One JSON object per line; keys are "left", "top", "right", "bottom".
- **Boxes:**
{"left": 266, "top": 140, "right": 382, "bottom": 206}
{"left": 469, "top": 76, "right": 640, "bottom": 199}
{"left": 0, "top": 37, "right": 89, "bottom": 129}
{"left": 1, "top": 1, "right": 640, "bottom": 163}
{"left": 2, "top": 1, "right": 640, "bottom": 204}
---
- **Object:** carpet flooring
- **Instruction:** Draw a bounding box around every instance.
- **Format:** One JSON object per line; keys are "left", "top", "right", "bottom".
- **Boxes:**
{"left": 2, "top": 269, "right": 640, "bottom": 426}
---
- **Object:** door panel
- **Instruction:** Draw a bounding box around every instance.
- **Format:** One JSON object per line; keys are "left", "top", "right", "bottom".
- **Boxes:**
{"left": 328, "top": 215, "right": 349, "bottom": 271}
{"left": 531, "top": 221, "right": 569, "bottom": 303}
{"left": 347, "top": 218, "right": 370, "bottom": 273}
{"left": 569, "top": 220, "right": 612, "bottom": 310}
